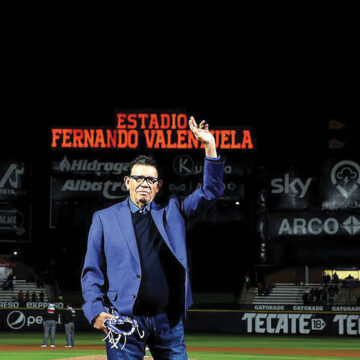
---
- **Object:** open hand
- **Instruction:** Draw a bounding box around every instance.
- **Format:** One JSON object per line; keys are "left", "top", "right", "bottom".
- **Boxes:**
{"left": 189, "top": 116, "right": 215, "bottom": 146}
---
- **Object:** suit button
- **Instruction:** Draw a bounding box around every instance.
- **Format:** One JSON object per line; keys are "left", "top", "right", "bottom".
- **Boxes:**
{"left": 132, "top": 294, "right": 136, "bottom": 299}
{"left": 136, "top": 274, "right": 141, "bottom": 279}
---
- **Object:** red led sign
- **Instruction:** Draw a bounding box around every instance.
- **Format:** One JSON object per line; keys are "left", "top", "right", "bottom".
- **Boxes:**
{"left": 51, "top": 113, "right": 254, "bottom": 150}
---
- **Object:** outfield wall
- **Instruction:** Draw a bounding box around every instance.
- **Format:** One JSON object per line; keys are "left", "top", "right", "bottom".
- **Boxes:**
{"left": 0, "top": 305, "right": 360, "bottom": 336}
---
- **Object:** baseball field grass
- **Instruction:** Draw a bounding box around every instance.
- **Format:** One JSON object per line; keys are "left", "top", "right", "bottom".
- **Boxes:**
{"left": 0, "top": 332, "right": 360, "bottom": 359}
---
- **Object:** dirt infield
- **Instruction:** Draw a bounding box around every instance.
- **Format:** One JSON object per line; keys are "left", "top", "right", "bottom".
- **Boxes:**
{"left": 0, "top": 344, "right": 360, "bottom": 358}
{"left": 55, "top": 357, "right": 194, "bottom": 360}
{"left": 56, "top": 358, "right": 196, "bottom": 360}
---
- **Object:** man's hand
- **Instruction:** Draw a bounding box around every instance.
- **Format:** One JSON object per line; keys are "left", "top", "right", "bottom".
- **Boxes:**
{"left": 189, "top": 116, "right": 217, "bottom": 157}
{"left": 93, "top": 311, "right": 118, "bottom": 334}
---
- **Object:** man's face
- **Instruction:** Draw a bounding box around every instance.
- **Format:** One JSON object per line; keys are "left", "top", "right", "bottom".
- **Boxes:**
{"left": 124, "top": 164, "right": 162, "bottom": 208}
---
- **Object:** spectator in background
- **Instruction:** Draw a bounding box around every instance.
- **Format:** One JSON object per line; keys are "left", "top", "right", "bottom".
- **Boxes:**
{"left": 7, "top": 273, "right": 13, "bottom": 286}
{"left": 63, "top": 304, "right": 76, "bottom": 347}
{"left": 38, "top": 277, "right": 45, "bottom": 288}
{"left": 329, "top": 284, "right": 338, "bottom": 296}
{"left": 35, "top": 275, "right": 45, "bottom": 288}
{"left": 333, "top": 272, "right": 339, "bottom": 284}
{"left": 25, "top": 291, "right": 30, "bottom": 304}
{"left": 290, "top": 271, "right": 300, "bottom": 286}
{"left": 32, "top": 291, "right": 37, "bottom": 302}
{"left": 321, "top": 287, "right": 328, "bottom": 305}
{"left": 2, "top": 279, "right": 9, "bottom": 290}
{"left": 322, "top": 274, "right": 331, "bottom": 286}
{"left": 17, "top": 290, "right": 24, "bottom": 306}
{"left": 6, "top": 274, "right": 14, "bottom": 290}
{"left": 39, "top": 291, "right": 45, "bottom": 302}
{"left": 41, "top": 302, "right": 58, "bottom": 348}
{"left": 302, "top": 291, "right": 310, "bottom": 305}
{"left": 328, "top": 285, "right": 337, "bottom": 305}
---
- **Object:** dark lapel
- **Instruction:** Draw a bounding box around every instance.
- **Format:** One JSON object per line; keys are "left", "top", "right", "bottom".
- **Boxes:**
{"left": 151, "top": 202, "right": 174, "bottom": 254}
{"left": 115, "top": 198, "right": 140, "bottom": 265}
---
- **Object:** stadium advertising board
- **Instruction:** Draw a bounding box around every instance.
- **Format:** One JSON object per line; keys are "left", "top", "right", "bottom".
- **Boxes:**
{"left": 0, "top": 308, "right": 90, "bottom": 331}
{"left": 185, "top": 309, "right": 360, "bottom": 336}
{"left": 1, "top": 307, "right": 360, "bottom": 335}
{"left": 260, "top": 159, "right": 360, "bottom": 212}
{"left": 0, "top": 160, "right": 31, "bottom": 242}
{"left": 50, "top": 152, "right": 246, "bottom": 227}
{"left": 257, "top": 159, "right": 360, "bottom": 264}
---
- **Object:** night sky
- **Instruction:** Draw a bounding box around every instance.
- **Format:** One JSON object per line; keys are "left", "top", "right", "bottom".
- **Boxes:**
{"left": 2, "top": 3, "right": 360, "bottom": 292}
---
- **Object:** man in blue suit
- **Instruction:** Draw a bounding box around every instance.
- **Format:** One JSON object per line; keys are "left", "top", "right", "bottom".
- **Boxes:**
{"left": 81, "top": 116, "right": 224, "bottom": 359}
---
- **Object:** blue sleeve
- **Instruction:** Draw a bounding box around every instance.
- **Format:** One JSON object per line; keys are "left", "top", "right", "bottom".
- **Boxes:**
{"left": 81, "top": 213, "right": 108, "bottom": 324}
{"left": 205, "top": 155, "right": 221, "bottom": 161}
{"left": 180, "top": 158, "right": 224, "bottom": 221}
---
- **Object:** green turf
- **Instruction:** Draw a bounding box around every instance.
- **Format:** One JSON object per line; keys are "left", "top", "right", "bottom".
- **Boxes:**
{"left": 0, "top": 331, "right": 104, "bottom": 345}
{"left": 0, "top": 354, "right": 356, "bottom": 360}
{"left": 0, "top": 332, "right": 360, "bottom": 360}
{"left": 0, "top": 350, "right": 105, "bottom": 360}
{"left": 185, "top": 334, "right": 360, "bottom": 350}
{"left": 187, "top": 355, "right": 359, "bottom": 360}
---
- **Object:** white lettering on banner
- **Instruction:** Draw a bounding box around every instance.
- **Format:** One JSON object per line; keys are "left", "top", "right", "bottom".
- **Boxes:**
{"left": 255, "top": 313, "right": 266, "bottom": 333}
{"left": 196, "top": 182, "right": 237, "bottom": 192}
{"left": 332, "top": 306, "right": 360, "bottom": 312}
{"left": 271, "top": 173, "right": 312, "bottom": 198}
{"left": 254, "top": 305, "right": 285, "bottom": 311}
{"left": 0, "top": 215, "right": 16, "bottom": 224}
{"left": 0, "top": 302, "right": 19, "bottom": 308}
{"left": 293, "top": 306, "right": 324, "bottom": 311}
{"left": 61, "top": 180, "right": 125, "bottom": 199}
{"left": 278, "top": 218, "right": 339, "bottom": 236}
{"left": 242, "top": 313, "right": 317, "bottom": 334}
{"left": 59, "top": 156, "right": 130, "bottom": 175}
{"left": 0, "top": 164, "right": 24, "bottom": 189}
{"left": 330, "top": 160, "right": 360, "bottom": 199}
{"left": 7, "top": 311, "right": 45, "bottom": 330}
{"left": 169, "top": 184, "right": 187, "bottom": 192}
{"left": 311, "top": 318, "right": 326, "bottom": 330}
{"left": 25, "top": 302, "right": 64, "bottom": 309}
{"left": 277, "top": 314, "right": 289, "bottom": 333}
{"left": 27, "top": 316, "right": 43, "bottom": 326}
{"left": 173, "top": 155, "right": 232, "bottom": 176}
{"left": 322, "top": 200, "right": 360, "bottom": 210}
{"left": 266, "top": 314, "right": 277, "bottom": 333}
{"left": 333, "top": 315, "right": 360, "bottom": 335}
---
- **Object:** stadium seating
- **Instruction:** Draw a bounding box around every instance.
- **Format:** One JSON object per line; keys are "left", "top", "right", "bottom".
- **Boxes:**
{"left": 0, "top": 279, "right": 49, "bottom": 304}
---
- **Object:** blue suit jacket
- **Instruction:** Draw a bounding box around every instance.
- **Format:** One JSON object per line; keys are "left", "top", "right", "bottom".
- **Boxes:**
{"left": 81, "top": 158, "right": 224, "bottom": 324}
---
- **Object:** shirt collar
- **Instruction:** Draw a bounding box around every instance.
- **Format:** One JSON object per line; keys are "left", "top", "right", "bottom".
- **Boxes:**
{"left": 128, "top": 198, "right": 151, "bottom": 213}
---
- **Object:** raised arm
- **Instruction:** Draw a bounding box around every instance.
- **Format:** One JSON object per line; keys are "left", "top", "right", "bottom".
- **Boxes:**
{"left": 181, "top": 117, "right": 224, "bottom": 220}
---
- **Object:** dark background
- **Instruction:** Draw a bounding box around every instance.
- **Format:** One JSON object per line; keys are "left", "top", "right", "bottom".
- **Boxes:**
{"left": 1, "top": 2, "right": 360, "bottom": 294}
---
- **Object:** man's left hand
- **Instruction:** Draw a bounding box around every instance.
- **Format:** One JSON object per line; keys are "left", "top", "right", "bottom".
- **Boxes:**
{"left": 189, "top": 116, "right": 217, "bottom": 157}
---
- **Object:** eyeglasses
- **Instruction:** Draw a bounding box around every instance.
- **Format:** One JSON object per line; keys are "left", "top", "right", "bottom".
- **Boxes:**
{"left": 130, "top": 175, "right": 159, "bottom": 186}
